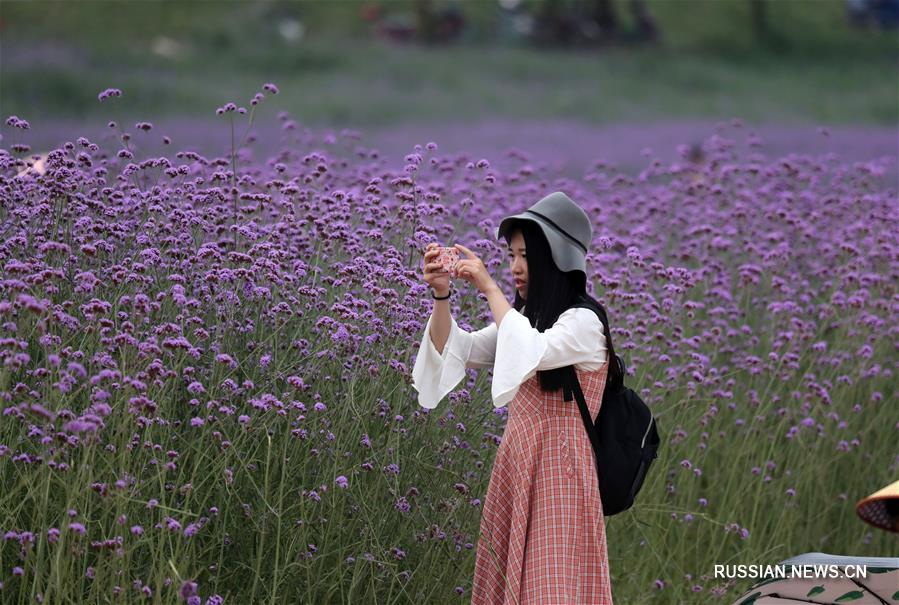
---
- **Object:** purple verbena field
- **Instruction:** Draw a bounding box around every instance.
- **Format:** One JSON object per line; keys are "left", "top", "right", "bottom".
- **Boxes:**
{"left": 0, "top": 84, "right": 897, "bottom": 604}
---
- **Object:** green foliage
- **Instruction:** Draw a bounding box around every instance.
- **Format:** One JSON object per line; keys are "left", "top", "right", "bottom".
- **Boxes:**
{"left": 1, "top": 0, "right": 896, "bottom": 125}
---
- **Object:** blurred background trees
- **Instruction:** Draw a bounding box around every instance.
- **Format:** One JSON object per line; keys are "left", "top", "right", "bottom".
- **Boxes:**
{"left": 357, "top": 0, "right": 898, "bottom": 47}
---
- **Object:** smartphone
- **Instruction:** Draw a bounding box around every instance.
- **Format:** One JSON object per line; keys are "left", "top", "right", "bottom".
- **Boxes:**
{"left": 435, "top": 246, "right": 460, "bottom": 276}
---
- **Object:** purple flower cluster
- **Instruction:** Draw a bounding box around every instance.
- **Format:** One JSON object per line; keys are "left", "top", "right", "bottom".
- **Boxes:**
{"left": 97, "top": 87, "right": 122, "bottom": 102}
{"left": 5, "top": 116, "right": 29, "bottom": 130}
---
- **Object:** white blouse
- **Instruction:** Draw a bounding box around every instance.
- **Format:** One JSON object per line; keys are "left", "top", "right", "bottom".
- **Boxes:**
{"left": 411, "top": 306, "right": 607, "bottom": 409}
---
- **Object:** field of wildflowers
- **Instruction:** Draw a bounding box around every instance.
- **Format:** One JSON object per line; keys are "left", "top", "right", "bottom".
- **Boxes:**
{"left": 0, "top": 84, "right": 896, "bottom": 604}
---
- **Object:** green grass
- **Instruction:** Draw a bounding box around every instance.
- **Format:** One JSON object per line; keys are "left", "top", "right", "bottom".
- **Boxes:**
{"left": 1, "top": 0, "right": 896, "bottom": 126}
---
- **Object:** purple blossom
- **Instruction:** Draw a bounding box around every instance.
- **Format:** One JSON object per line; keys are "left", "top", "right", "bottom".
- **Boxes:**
{"left": 390, "top": 546, "right": 406, "bottom": 560}
{"left": 97, "top": 87, "right": 122, "bottom": 101}
{"left": 180, "top": 581, "right": 198, "bottom": 600}
{"left": 5, "top": 115, "right": 30, "bottom": 130}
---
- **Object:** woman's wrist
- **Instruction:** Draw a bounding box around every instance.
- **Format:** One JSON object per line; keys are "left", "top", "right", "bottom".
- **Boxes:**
{"left": 431, "top": 286, "right": 451, "bottom": 299}
{"left": 481, "top": 281, "right": 502, "bottom": 297}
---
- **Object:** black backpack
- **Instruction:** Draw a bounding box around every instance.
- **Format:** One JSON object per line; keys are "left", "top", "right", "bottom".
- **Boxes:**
{"left": 559, "top": 295, "right": 661, "bottom": 516}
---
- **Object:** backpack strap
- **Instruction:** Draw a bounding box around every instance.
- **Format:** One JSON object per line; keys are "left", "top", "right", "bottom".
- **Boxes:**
{"left": 563, "top": 367, "right": 604, "bottom": 488}
{"left": 568, "top": 297, "right": 627, "bottom": 382}
{"left": 560, "top": 296, "right": 605, "bottom": 421}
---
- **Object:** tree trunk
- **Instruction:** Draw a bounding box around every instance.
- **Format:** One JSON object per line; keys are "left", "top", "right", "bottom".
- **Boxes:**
{"left": 750, "top": 0, "right": 768, "bottom": 39}
{"left": 591, "top": 0, "right": 619, "bottom": 38}
{"left": 630, "top": 0, "right": 657, "bottom": 42}
{"left": 416, "top": 0, "right": 437, "bottom": 44}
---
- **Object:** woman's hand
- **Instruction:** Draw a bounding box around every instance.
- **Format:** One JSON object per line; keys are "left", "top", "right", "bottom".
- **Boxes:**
{"left": 453, "top": 243, "right": 497, "bottom": 294}
{"left": 421, "top": 242, "right": 451, "bottom": 295}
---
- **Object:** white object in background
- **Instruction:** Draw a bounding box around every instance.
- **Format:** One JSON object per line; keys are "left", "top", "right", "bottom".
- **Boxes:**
{"left": 16, "top": 152, "right": 48, "bottom": 178}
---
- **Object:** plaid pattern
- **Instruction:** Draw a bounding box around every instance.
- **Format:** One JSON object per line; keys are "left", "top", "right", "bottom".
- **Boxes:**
{"left": 472, "top": 363, "right": 613, "bottom": 604}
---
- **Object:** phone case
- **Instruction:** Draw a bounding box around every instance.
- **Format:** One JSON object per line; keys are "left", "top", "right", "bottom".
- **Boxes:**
{"left": 436, "top": 247, "right": 460, "bottom": 276}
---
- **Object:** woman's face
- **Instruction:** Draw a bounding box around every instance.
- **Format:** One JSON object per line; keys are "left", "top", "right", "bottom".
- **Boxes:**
{"left": 508, "top": 230, "right": 528, "bottom": 299}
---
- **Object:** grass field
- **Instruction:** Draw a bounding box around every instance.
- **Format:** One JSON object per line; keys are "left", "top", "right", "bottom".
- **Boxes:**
{"left": 1, "top": 0, "right": 897, "bottom": 126}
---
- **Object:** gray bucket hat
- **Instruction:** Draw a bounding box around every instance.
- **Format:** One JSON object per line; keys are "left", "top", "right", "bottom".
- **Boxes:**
{"left": 494, "top": 191, "right": 593, "bottom": 278}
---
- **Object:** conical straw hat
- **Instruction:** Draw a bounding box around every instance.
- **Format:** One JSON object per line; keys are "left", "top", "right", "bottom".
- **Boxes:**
{"left": 856, "top": 479, "right": 899, "bottom": 533}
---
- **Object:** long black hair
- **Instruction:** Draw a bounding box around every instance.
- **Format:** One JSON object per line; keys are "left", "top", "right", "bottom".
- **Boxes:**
{"left": 504, "top": 219, "right": 622, "bottom": 394}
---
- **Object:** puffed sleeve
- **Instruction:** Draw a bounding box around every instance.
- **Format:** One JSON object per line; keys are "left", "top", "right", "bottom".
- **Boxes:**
{"left": 411, "top": 313, "right": 498, "bottom": 409}
{"left": 491, "top": 307, "right": 606, "bottom": 408}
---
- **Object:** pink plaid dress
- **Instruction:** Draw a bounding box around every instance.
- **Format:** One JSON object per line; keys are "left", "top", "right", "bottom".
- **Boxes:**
{"left": 471, "top": 362, "right": 613, "bottom": 605}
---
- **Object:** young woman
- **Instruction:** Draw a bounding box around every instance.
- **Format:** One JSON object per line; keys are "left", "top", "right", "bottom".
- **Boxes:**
{"left": 412, "top": 191, "right": 618, "bottom": 604}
